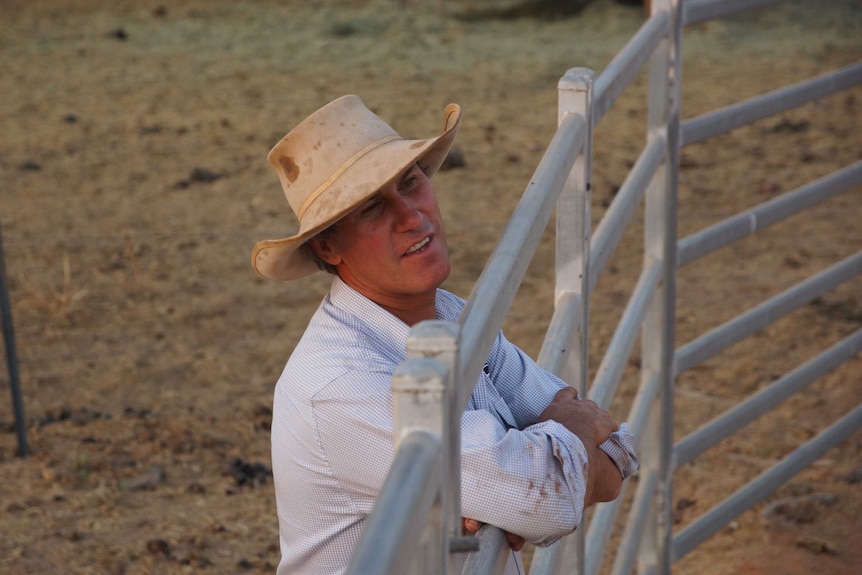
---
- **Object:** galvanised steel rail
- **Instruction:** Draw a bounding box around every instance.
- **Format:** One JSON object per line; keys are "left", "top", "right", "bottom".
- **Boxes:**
{"left": 676, "top": 161, "right": 862, "bottom": 267}
{"left": 684, "top": 0, "right": 785, "bottom": 27}
{"left": 0, "top": 222, "right": 28, "bottom": 457}
{"left": 674, "top": 329, "right": 862, "bottom": 469}
{"left": 675, "top": 251, "right": 862, "bottom": 375}
{"left": 457, "top": 111, "right": 587, "bottom": 412}
{"left": 672, "top": 403, "right": 862, "bottom": 561}
{"left": 610, "top": 469, "right": 658, "bottom": 575}
{"left": 593, "top": 10, "right": 670, "bottom": 124}
{"left": 584, "top": 368, "right": 662, "bottom": 575}
{"left": 345, "top": 429, "right": 443, "bottom": 575}
{"left": 589, "top": 259, "right": 662, "bottom": 411}
{"left": 588, "top": 137, "right": 666, "bottom": 295}
{"left": 463, "top": 527, "right": 510, "bottom": 575}
{"left": 681, "top": 63, "right": 862, "bottom": 146}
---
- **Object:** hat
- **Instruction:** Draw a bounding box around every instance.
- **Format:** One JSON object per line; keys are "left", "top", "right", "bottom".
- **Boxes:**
{"left": 251, "top": 95, "right": 462, "bottom": 281}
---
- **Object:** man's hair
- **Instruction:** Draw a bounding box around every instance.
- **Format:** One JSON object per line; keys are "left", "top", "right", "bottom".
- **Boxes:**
{"left": 303, "top": 227, "right": 338, "bottom": 275}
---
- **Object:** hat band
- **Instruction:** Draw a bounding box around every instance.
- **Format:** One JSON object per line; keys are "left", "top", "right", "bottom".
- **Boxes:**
{"left": 296, "top": 134, "right": 402, "bottom": 222}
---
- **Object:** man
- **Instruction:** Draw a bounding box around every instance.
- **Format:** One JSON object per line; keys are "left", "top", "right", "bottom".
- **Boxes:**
{"left": 252, "top": 95, "right": 638, "bottom": 575}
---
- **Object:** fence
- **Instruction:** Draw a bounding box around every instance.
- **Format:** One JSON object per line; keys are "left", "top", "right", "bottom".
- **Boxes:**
{"left": 346, "top": 0, "right": 862, "bottom": 574}
{"left": 0, "top": 222, "right": 28, "bottom": 457}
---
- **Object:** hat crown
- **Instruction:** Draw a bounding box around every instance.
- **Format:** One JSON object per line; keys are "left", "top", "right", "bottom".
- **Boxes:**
{"left": 267, "top": 95, "right": 399, "bottom": 222}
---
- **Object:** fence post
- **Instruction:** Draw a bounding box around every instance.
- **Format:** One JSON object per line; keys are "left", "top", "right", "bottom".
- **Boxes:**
{"left": 349, "top": 358, "right": 448, "bottom": 575}
{"left": 557, "top": 67, "right": 594, "bottom": 574}
{"left": 389, "top": 355, "right": 449, "bottom": 575}
{"left": 0, "top": 222, "right": 28, "bottom": 457}
{"left": 556, "top": 67, "right": 594, "bottom": 391}
{"left": 641, "top": 1, "right": 681, "bottom": 574}
{"left": 407, "top": 320, "right": 463, "bottom": 575}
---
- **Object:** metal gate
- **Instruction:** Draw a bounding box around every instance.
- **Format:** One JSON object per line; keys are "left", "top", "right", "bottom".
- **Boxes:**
{"left": 347, "top": 1, "right": 862, "bottom": 573}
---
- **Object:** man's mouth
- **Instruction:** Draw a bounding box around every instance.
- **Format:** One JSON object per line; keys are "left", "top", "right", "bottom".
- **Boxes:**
{"left": 405, "top": 236, "right": 431, "bottom": 255}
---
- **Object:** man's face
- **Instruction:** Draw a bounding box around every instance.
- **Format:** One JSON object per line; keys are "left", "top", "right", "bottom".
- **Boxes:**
{"left": 310, "top": 163, "right": 450, "bottom": 312}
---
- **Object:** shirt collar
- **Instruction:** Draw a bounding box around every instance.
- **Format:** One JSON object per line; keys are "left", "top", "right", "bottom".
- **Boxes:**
{"left": 327, "top": 276, "right": 463, "bottom": 348}
{"left": 329, "top": 275, "right": 412, "bottom": 347}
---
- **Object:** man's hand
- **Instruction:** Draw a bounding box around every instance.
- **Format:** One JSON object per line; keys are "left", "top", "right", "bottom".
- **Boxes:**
{"left": 537, "top": 387, "right": 618, "bottom": 447}
{"left": 462, "top": 518, "right": 525, "bottom": 552}
{"left": 537, "top": 387, "right": 623, "bottom": 506}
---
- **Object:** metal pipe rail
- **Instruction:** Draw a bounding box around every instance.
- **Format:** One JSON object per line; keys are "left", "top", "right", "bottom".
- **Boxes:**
{"left": 675, "top": 250, "right": 862, "bottom": 375}
{"left": 675, "top": 328, "right": 862, "bottom": 469}
{"left": 610, "top": 469, "right": 658, "bottom": 575}
{"left": 457, "top": 113, "right": 586, "bottom": 412}
{"left": 590, "top": 259, "right": 662, "bottom": 410}
{"left": 528, "top": 540, "right": 566, "bottom": 575}
{"left": 462, "top": 526, "right": 510, "bottom": 575}
{"left": 672, "top": 402, "right": 862, "bottom": 561}
{"left": 640, "top": 1, "right": 681, "bottom": 571}
{"left": 589, "top": 137, "right": 666, "bottom": 295}
{"left": 585, "top": 347, "right": 663, "bottom": 574}
{"left": 345, "top": 430, "right": 442, "bottom": 575}
{"left": 584, "top": 354, "right": 664, "bottom": 575}
{"left": 683, "top": 0, "right": 783, "bottom": 27}
{"left": 593, "top": 10, "right": 670, "bottom": 124}
{"left": 585, "top": 486, "right": 627, "bottom": 575}
{"left": 451, "top": 114, "right": 586, "bottom": 575}
{"left": 681, "top": 63, "right": 862, "bottom": 146}
{"left": 537, "top": 291, "right": 582, "bottom": 378}
{"left": 677, "top": 161, "right": 862, "bottom": 267}
{"left": 532, "top": 369, "right": 661, "bottom": 575}
{"left": 0, "top": 223, "right": 27, "bottom": 457}
{"left": 628, "top": 372, "right": 661, "bottom": 455}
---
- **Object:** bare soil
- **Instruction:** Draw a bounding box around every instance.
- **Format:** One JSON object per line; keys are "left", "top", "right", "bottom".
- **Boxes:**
{"left": 1, "top": 1, "right": 860, "bottom": 574}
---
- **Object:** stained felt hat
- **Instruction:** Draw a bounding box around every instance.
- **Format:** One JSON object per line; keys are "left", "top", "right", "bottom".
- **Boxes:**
{"left": 251, "top": 95, "right": 462, "bottom": 281}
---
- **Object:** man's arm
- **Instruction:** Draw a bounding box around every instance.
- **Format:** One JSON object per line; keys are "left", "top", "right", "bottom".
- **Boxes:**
{"left": 536, "top": 387, "right": 624, "bottom": 507}
{"left": 457, "top": 328, "right": 636, "bottom": 544}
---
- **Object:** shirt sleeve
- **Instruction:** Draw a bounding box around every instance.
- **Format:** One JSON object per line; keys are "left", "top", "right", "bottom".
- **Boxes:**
{"left": 459, "top": 409, "right": 589, "bottom": 546}
{"left": 599, "top": 422, "right": 638, "bottom": 480}
{"left": 487, "top": 330, "right": 639, "bottom": 481}
{"left": 312, "top": 340, "right": 637, "bottom": 547}
{"left": 313, "top": 370, "right": 591, "bottom": 546}
{"left": 484, "top": 331, "right": 564, "bottom": 429}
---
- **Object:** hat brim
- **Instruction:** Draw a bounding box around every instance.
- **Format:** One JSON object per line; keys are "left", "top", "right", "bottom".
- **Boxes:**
{"left": 251, "top": 103, "right": 461, "bottom": 281}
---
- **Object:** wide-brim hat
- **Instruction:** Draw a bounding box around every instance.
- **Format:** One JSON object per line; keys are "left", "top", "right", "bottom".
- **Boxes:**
{"left": 251, "top": 95, "right": 462, "bottom": 281}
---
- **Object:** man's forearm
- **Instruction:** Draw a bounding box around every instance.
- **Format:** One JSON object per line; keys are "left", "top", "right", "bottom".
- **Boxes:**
{"left": 584, "top": 448, "right": 623, "bottom": 507}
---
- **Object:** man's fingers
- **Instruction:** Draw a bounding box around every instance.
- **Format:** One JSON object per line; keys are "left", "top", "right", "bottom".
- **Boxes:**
{"left": 462, "top": 518, "right": 524, "bottom": 552}
{"left": 505, "top": 532, "right": 525, "bottom": 552}
{"left": 462, "top": 518, "right": 482, "bottom": 534}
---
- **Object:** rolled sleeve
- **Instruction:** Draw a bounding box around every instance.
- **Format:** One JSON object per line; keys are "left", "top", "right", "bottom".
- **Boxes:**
{"left": 460, "top": 414, "right": 590, "bottom": 547}
{"left": 598, "top": 422, "right": 639, "bottom": 480}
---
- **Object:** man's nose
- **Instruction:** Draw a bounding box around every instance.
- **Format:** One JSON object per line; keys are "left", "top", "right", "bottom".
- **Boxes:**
{"left": 391, "top": 195, "right": 423, "bottom": 230}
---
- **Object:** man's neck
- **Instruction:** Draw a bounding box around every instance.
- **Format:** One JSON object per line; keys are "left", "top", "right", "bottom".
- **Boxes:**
{"left": 333, "top": 275, "right": 439, "bottom": 327}
{"left": 379, "top": 297, "right": 437, "bottom": 327}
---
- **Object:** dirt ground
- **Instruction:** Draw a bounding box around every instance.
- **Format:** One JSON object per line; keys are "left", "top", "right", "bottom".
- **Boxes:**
{"left": 1, "top": 1, "right": 860, "bottom": 574}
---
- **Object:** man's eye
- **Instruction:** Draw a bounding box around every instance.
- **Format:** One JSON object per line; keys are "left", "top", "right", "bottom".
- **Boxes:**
{"left": 361, "top": 199, "right": 382, "bottom": 215}
{"left": 399, "top": 175, "right": 417, "bottom": 191}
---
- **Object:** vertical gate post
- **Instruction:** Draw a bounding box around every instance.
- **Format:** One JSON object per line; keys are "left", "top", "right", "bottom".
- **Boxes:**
{"left": 641, "top": 1, "right": 681, "bottom": 574}
{"left": 0, "top": 222, "right": 28, "bottom": 457}
{"left": 407, "top": 321, "right": 462, "bottom": 575}
{"left": 556, "top": 67, "right": 594, "bottom": 393}
{"left": 557, "top": 67, "right": 595, "bottom": 575}
{"left": 386, "top": 358, "right": 448, "bottom": 575}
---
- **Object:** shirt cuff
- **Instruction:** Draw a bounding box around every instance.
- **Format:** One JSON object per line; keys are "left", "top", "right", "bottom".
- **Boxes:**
{"left": 598, "top": 422, "right": 639, "bottom": 480}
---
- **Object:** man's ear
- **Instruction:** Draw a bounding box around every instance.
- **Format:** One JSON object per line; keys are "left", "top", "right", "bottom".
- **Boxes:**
{"left": 308, "top": 235, "right": 342, "bottom": 266}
